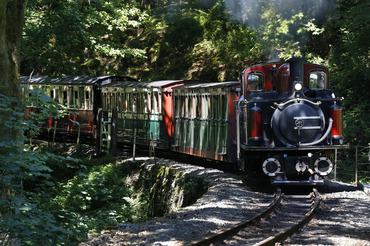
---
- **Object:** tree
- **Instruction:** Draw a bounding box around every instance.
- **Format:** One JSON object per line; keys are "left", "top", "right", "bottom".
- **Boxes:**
{"left": 327, "top": 0, "right": 370, "bottom": 145}
{"left": 21, "top": 0, "right": 148, "bottom": 76}
{"left": 224, "top": 0, "right": 335, "bottom": 61}
{"left": 20, "top": 0, "right": 263, "bottom": 81}
{"left": 1, "top": 1, "right": 75, "bottom": 244}
{"left": 136, "top": 0, "right": 263, "bottom": 81}
{"left": 0, "top": 0, "right": 25, "bottom": 98}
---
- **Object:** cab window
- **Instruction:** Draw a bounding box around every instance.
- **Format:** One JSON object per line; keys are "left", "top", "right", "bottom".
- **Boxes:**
{"left": 247, "top": 72, "right": 264, "bottom": 91}
{"left": 309, "top": 71, "right": 326, "bottom": 89}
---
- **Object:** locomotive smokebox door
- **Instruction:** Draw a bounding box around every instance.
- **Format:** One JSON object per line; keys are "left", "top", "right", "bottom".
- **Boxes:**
{"left": 271, "top": 102, "right": 325, "bottom": 146}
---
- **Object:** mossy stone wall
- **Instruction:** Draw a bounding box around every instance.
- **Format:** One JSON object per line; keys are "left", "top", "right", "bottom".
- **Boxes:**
{"left": 127, "top": 161, "right": 208, "bottom": 217}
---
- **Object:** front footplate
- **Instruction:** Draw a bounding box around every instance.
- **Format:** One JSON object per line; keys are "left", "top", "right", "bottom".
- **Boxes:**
{"left": 273, "top": 179, "right": 324, "bottom": 186}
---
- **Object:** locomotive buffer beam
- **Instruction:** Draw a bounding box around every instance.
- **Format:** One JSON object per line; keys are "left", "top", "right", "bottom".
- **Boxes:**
{"left": 239, "top": 144, "right": 349, "bottom": 151}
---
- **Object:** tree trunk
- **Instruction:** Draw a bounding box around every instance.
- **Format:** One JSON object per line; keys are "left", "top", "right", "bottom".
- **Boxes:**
{"left": 0, "top": 0, "right": 25, "bottom": 148}
{"left": 0, "top": 0, "right": 25, "bottom": 98}
{"left": 0, "top": 2, "right": 25, "bottom": 244}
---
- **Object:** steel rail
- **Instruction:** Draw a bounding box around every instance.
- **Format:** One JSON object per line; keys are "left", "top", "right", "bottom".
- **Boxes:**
{"left": 186, "top": 188, "right": 283, "bottom": 246}
{"left": 255, "top": 188, "right": 321, "bottom": 246}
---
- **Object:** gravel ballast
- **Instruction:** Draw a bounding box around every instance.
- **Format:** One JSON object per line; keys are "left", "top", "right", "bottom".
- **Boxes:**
{"left": 80, "top": 158, "right": 370, "bottom": 246}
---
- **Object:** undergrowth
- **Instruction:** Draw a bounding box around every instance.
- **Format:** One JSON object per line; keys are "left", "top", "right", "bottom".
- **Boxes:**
{"left": 30, "top": 157, "right": 148, "bottom": 245}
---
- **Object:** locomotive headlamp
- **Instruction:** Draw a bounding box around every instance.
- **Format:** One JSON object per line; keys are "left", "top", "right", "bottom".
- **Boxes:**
{"left": 294, "top": 81, "right": 303, "bottom": 91}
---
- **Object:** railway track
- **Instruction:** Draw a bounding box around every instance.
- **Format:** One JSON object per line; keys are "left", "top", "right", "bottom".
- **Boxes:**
{"left": 188, "top": 188, "right": 321, "bottom": 246}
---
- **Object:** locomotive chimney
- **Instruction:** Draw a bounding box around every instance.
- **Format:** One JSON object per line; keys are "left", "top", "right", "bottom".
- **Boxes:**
{"left": 288, "top": 57, "right": 305, "bottom": 85}
{"left": 288, "top": 57, "right": 305, "bottom": 96}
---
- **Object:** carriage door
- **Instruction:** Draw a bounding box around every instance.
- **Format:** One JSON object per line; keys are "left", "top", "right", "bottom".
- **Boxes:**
{"left": 149, "top": 89, "right": 162, "bottom": 140}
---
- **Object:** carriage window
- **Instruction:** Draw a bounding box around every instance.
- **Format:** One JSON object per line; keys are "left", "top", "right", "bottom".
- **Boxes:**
{"left": 123, "top": 93, "right": 127, "bottom": 112}
{"left": 309, "top": 71, "right": 326, "bottom": 89}
{"left": 141, "top": 93, "right": 145, "bottom": 113}
{"left": 53, "top": 88, "right": 59, "bottom": 103}
{"left": 63, "top": 90, "right": 68, "bottom": 105}
{"left": 147, "top": 93, "right": 152, "bottom": 113}
{"left": 114, "top": 93, "right": 118, "bottom": 111}
{"left": 108, "top": 93, "right": 112, "bottom": 111}
{"left": 126, "top": 93, "right": 131, "bottom": 112}
{"left": 181, "top": 95, "right": 185, "bottom": 117}
{"left": 152, "top": 92, "right": 156, "bottom": 113}
{"left": 68, "top": 87, "right": 74, "bottom": 105}
{"left": 78, "top": 87, "right": 84, "bottom": 109}
{"left": 196, "top": 95, "right": 201, "bottom": 118}
{"left": 175, "top": 95, "right": 180, "bottom": 117}
{"left": 74, "top": 90, "right": 79, "bottom": 107}
{"left": 117, "top": 93, "right": 122, "bottom": 112}
{"left": 191, "top": 96, "right": 196, "bottom": 118}
{"left": 158, "top": 92, "right": 162, "bottom": 113}
{"left": 143, "top": 93, "right": 148, "bottom": 113}
{"left": 185, "top": 95, "right": 189, "bottom": 117}
{"left": 102, "top": 93, "right": 106, "bottom": 110}
{"left": 222, "top": 94, "right": 227, "bottom": 120}
{"left": 201, "top": 95, "right": 206, "bottom": 119}
{"left": 207, "top": 96, "right": 211, "bottom": 119}
{"left": 132, "top": 93, "right": 137, "bottom": 113}
{"left": 85, "top": 91, "right": 90, "bottom": 109}
{"left": 247, "top": 72, "right": 264, "bottom": 91}
{"left": 137, "top": 93, "right": 142, "bottom": 113}
{"left": 152, "top": 91, "right": 161, "bottom": 114}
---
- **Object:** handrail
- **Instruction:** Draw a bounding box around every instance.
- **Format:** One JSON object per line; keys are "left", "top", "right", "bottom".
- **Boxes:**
{"left": 274, "top": 98, "right": 321, "bottom": 108}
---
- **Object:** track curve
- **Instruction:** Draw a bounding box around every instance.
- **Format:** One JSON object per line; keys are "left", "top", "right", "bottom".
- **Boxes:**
{"left": 187, "top": 188, "right": 321, "bottom": 246}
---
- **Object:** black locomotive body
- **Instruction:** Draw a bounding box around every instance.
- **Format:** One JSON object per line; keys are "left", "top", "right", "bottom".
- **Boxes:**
{"left": 237, "top": 58, "right": 347, "bottom": 185}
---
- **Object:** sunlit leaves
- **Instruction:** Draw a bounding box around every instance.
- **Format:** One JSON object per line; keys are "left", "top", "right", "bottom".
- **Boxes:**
{"left": 305, "top": 21, "right": 325, "bottom": 35}
{"left": 224, "top": 0, "right": 334, "bottom": 61}
{"left": 22, "top": 0, "right": 149, "bottom": 76}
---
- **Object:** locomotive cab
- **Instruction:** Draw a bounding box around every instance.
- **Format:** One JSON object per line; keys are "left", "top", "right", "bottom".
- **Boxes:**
{"left": 238, "top": 58, "right": 347, "bottom": 185}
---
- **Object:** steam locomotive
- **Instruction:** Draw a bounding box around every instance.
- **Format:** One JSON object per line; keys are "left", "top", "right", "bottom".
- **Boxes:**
{"left": 237, "top": 58, "right": 347, "bottom": 185}
{"left": 21, "top": 58, "right": 347, "bottom": 185}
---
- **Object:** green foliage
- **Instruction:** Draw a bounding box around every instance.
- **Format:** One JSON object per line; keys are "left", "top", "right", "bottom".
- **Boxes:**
{"left": 185, "top": 3, "right": 262, "bottom": 81}
{"left": 224, "top": 0, "right": 335, "bottom": 61}
{"left": 327, "top": 0, "right": 370, "bottom": 145}
{"left": 54, "top": 163, "right": 129, "bottom": 212}
{"left": 21, "top": 0, "right": 263, "bottom": 81}
{"left": 138, "top": 1, "right": 264, "bottom": 81}
{"left": 23, "top": 87, "right": 70, "bottom": 138}
{"left": 334, "top": 146, "right": 370, "bottom": 184}
{"left": 0, "top": 90, "right": 80, "bottom": 245}
{"left": 39, "top": 162, "right": 135, "bottom": 242}
{"left": 22, "top": 0, "right": 149, "bottom": 76}
{"left": 176, "top": 174, "right": 209, "bottom": 207}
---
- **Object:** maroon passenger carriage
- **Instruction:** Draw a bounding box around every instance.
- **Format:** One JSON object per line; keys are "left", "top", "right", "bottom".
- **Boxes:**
{"left": 20, "top": 75, "right": 137, "bottom": 139}
{"left": 236, "top": 58, "right": 347, "bottom": 185}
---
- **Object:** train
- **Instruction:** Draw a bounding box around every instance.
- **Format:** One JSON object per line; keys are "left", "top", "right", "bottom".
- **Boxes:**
{"left": 21, "top": 58, "right": 348, "bottom": 185}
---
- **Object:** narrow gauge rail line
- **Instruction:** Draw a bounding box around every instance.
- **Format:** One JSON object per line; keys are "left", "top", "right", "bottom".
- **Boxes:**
{"left": 188, "top": 188, "right": 321, "bottom": 246}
